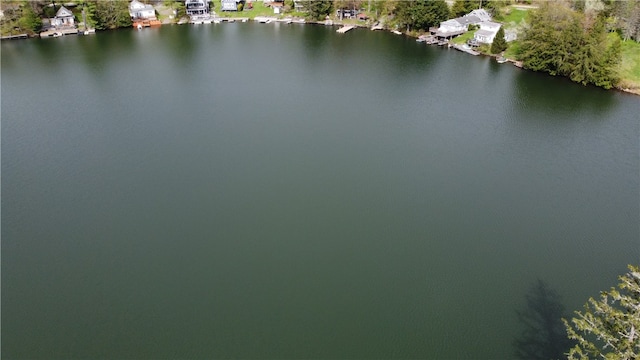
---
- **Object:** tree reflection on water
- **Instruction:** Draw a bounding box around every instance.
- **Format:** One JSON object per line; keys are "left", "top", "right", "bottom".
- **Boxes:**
{"left": 513, "top": 279, "right": 575, "bottom": 360}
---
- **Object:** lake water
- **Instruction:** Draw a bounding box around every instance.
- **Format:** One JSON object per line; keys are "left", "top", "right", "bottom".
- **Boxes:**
{"left": 2, "top": 23, "right": 638, "bottom": 359}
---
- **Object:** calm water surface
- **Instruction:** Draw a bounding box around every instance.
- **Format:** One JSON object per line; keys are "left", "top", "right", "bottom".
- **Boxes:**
{"left": 2, "top": 24, "right": 639, "bottom": 359}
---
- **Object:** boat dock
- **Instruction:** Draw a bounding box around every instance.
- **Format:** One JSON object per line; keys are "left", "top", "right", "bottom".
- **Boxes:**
{"left": 336, "top": 25, "right": 355, "bottom": 33}
{"left": 226, "top": 17, "right": 249, "bottom": 22}
{"left": 191, "top": 17, "right": 249, "bottom": 24}
{"left": 255, "top": 16, "right": 277, "bottom": 23}
{"left": 40, "top": 28, "right": 78, "bottom": 38}
{"left": 452, "top": 44, "right": 479, "bottom": 55}
{"left": 1, "top": 34, "right": 28, "bottom": 40}
{"left": 417, "top": 34, "right": 437, "bottom": 44}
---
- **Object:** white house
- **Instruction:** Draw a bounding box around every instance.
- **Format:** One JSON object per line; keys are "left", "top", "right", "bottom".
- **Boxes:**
{"left": 437, "top": 19, "right": 466, "bottom": 35}
{"left": 456, "top": 15, "right": 481, "bottom": 28}
{"left": 129, "top": 0, "right": 156, "bottom": 20}
{"left": 474, "top": 21, "right": 501, "bottom": 44}
{"left": 434, "top": 8, "right": 494, "bottom": 38}
{"left": 51, "top": 6, "right": 75, "bottom": 28}
{"left": 435, "top": 15, "right": 481, "bottom": 37}
{"left": 186, "top": 0, "right": 209, "bottom": 17}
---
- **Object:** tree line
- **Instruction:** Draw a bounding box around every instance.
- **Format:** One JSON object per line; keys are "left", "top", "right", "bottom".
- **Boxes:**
{"left": 519, "top": 3, "right": 621, "bottom": 89}
{"left": 3, "top": 0, "right": 638, "bottom": 90}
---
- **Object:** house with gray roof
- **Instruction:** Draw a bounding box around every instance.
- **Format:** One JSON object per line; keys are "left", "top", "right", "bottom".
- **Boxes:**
{"left": 129, "top": 0, "right": 156, "bottom": 20}
{"left": 467, "top": 9, "right": 491, "bottom": 22}
{"left": 474, "top": 21, "right": 501, "bottom": 44}
{"left": 434, "top": 9, "right": 492, "bottom": 38}
{"left": 51, "top": 6, "right": 75, "bottom": 28}
{"left": 186, "top": 0, "right": 209, "bottom": 17}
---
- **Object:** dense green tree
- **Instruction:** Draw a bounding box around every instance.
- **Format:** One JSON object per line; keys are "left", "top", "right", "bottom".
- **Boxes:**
{"left": 173, "top": 1, "right": 186, "bottom": 19}
{"left": 519, "top": 4, "right": 572, "bottom": 74}
{"left": 0, "top": 1, "right": 46, "bottom": 35}
{"left": 490, "top": 26, "right": 507, "bottom": 54}
{"left": 520, "top": 3, "right": 620, "bottom": 88}
{"left": 42, "top": 1, "right": 56, "bottom": 18}
{"left": 394, "top": 0, "right": 449, "bottom": 32}
{"left": 77, "top": 1, "right": 97, "bottom": 29}
{"left": 91, "top": 0, "right": 132, "bottom": 30}
{"left": 564, "top": 265, "right": 640, "bottom": 360}
{"left": 18, "top": 1, "right": 42, "bottom": 33}
{"left": 379, "top": 0, "right": 398, "bottom": 17}
{"left": 513, "top": 280, "right": 574, "bottom": 360}
{"left": 367, "top": 0, "right": 391, "bottom": 18}
{"left": 482, "top": 0, "right": 506, "bottom": 17}
{"left": 306, "top": 0, "right": 333, "bottom": 20}
{"left": 569, "top": 16, "right": 620, "bottom": 88}
{"left": 450, "top": 0, "right": 478, "bottom": 17}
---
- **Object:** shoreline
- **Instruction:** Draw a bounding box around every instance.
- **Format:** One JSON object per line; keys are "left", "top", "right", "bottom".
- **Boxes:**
{"left": 4, "top": 16, "right": 638, "bottom": 96}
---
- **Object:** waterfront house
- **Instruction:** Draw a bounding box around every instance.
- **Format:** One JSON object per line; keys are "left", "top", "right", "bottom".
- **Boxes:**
{"left": 435, "top": 19, "right": 466, "bottom": 37}
{"left": 433, "top": 8, "right": 493, "bottom": 38}
{"left": 51, "top": 6, "right": 75, "bottom": 28}
{"left": 129, "top": 0, "right": 156, "bottom": 20}
{"left": 336, "top": 9, "right": 358, "bottom": 19}
{"left": 435, "top": 16, "right": 480, "bottom": 38}
{"left": 186, "top": 0, "right": 209, "bottom": 17}
{"left": 474, "top": 21, "right": 501, "bottom": 44}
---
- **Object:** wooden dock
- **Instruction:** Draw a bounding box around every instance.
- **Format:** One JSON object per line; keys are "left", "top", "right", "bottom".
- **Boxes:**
{"left": 1, "top": 34, "right": 28, "bottom": 40}
{"left": 190, "top": 16, "right": 248, "bottom": 24}
{"left": 336, "top": 25, "right": 355, "bottom": 33}
{"left": 39, "top": 28, "right": 78, "bottom": 38}
{"left": 223, "top": 17, "right": 248, "bottom": 22}
{"left": 452, "top": 44, "right": 479, "bottom": 55}
{"left": 254, "top": 16, "right": 277, "bottom": 23}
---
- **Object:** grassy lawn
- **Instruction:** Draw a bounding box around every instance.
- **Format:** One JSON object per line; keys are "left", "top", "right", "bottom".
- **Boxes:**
{"left": 618, "top": 39, "right": 640, "bottom": 91}
{"left": 451, "top": 30, "right": 476, "bottom": 45}
{"left": 214, "top": 1, "right": 278, "bottom": 18}
{"left": 503, "top": 40, "right": 521, "bottom": 59}
{"left": 494, "top": 7, "right": 529, "bottom": 60}
{"left": 496, "top": 7, "right": 529, "bottom": 28}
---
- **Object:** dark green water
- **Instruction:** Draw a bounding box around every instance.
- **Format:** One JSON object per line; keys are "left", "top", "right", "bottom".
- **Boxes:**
{"left": 2, "top": 23, "right": 638, "bottom": 359}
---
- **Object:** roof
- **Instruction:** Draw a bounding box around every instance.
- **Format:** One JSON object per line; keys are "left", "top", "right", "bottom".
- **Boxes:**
{"left": 441, "top": 19, "right": 462, "bottom": 27}
{"left": 130, "top": 0, "right": 154, "bottom": 11}
{"left": 467, "top": 9, "right": 491, "bottom": 22}
{"left": 454, "top": 15, "right": 480, "bottom": 26}
{"left": 475, "top": 29, "right": 496, "bottom": 38}
{"left": 55, "top": 6, "right": 73, "bottom": 18}
{"left": 479, "top": 21, "right": 501, "bottom": 29}
{"left": 434, "top": 29, "right": 465, "bottom": 37}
